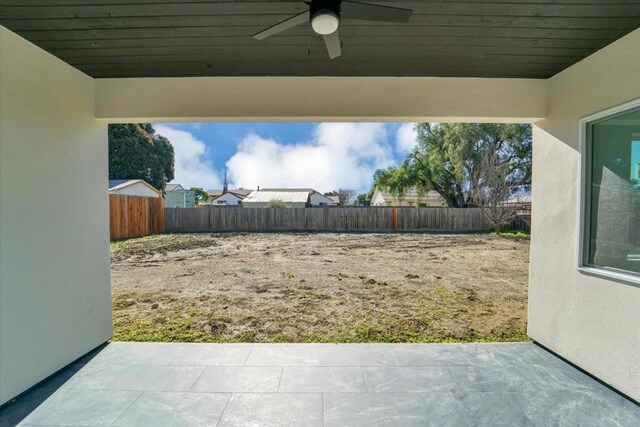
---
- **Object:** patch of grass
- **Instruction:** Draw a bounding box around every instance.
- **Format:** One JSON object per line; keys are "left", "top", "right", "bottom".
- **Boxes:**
{"left": 111, "top": 287, "right": 531, "bottom": 344}
{"left": 490, "top": 229, "right": 529, "bottom": 237}
{"left": 111, "top": 233, "right": 531, "bottom": 345}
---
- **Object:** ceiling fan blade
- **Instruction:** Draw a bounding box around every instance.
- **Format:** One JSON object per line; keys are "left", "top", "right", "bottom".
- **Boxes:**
{"left": 341, "top": 1, "right": 413, "bottom": 23}
{"left": 253, "top": 11, "right": 309, "bottom": 40}
{"left": 323, "top": 30, "right": 342, "bottom": 59}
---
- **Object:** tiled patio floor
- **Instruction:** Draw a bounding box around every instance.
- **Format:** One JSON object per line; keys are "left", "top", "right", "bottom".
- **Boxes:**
{"left": 2, "top": 342, "right": 638, "bottom": 426}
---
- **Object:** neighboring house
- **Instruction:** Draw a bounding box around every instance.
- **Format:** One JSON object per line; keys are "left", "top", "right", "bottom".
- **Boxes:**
{"left": 108, "top": 179, "right": 161, "bottom": 198}
{"left": 505, "top": 194, "right": 532, "bottom": 214}
{"left": 207, "top": 188, "right": 252, "bottom": 206}
{"left": 371, "top": 188, "right": 445, "bottom": 207}
{"left": 243, "top": 190, "right": 310, "bottom": 208}
{"left": 165, "top": 189, "right": 196, "bottom": 208}
{"left": 164, "top": 183, "right": 184, "bottom": 192}
{"left": 310, "top": 191, "right": 337, "bottom": 206}
{"left": 260, "top": 188, "right": 337, "bottom": 206}
{"left": 164, "top": 183, "right": 196, "bottom": 207}
{"left": 207, "top": 172, "right": 252, "bottom": 205}
{"left": 325, "top": 194, "right": 341, "bottom": 205}
{"left": 210, "top": 191, "right": 247, "bottom": 206}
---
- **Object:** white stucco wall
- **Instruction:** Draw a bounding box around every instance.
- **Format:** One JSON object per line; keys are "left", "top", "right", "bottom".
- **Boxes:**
{"left": 0, "top": 28, "right": 112, "bottom": 404}
{"left": 528, "top": 29, "right": 640, "bottom": 400}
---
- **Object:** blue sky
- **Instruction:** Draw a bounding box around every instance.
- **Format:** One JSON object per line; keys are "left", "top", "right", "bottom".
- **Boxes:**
{"left": 154, "top": 122, "right": 418, "bottom": 194}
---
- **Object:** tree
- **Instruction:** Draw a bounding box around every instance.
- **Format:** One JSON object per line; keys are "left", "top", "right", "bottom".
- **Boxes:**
{"left": 356, "top": 190, "right": 373, "bottom": 206}
{"left": 470, "top": 149, "right": 519, "bottom": 231}
{"left": 337, "top": 188, "right": 356, "bottom": 206}
{"left": 108, "top": 124, "right": 175, "bottom": 191}
{"left": 190, "top": 187, "right": 209, "bottom": 204}
{"left": 374, "top": 123, "right": 531, "bottom": 208}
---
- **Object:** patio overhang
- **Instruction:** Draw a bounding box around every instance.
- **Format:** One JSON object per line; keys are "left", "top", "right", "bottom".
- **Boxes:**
{"left": 1, "top": 1, "right": 639, "bottom": 409}
{"left": 94, "top": 76, "right": 547, "bottom": 123}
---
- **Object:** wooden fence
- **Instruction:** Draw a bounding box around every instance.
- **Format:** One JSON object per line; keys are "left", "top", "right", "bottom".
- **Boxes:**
{"left": 109, "top": 194, "right": 164, "bottom": 240}
{"left": 164, "top": 206, "right": 511, "bottom": 233}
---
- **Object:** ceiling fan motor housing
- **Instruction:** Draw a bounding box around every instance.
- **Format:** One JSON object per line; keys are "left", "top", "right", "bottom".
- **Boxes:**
{"left": 310, "top": 0, "right": 342, "bottom": 34}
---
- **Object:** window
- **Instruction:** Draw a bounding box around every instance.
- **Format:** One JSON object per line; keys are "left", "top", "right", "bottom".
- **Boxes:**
{"left": 581, "top": 101, "right": 640, "bottom": 281}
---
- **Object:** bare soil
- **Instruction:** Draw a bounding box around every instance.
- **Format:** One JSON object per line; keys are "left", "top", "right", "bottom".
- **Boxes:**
{"left": 111, "top": 233, "right": 530, "bottom": 343}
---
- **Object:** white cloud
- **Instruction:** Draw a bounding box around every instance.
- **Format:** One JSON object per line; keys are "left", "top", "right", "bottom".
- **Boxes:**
{"left": 395, "top": 123, "right": 418, "bottom": 154}
{"left": 154, "top": 124, "right": 222, "bottom": 189}
{"left": 226, "top": 123, "right": 395, "bottom": 193}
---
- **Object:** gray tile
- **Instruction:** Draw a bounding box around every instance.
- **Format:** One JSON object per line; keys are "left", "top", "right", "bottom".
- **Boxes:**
{"left": 324, "top": 392, "right": 470, "bottom": 427}
{"left": 451, "top": 364, "right": 535, "bottom": 392}
{"left": 89, "top": 342, "right": 186, "bottom": 366}
{"left": 19, "top": 389, "right": 140, "bottom": 426}
{"left": 245, "top": 345, "right": 320, "bottom": 366}
{"left": 321, "top": 344, "right": 396, "bottom": 366}
{"left": 461, "top": 388, "right": 640, "bottom": 427}
{"left": 62, "top": 364, "right": 129, "bottom": 390}
{"left": 13, "top": 343, "right": 640, "bottom": 427}
{"left": 391, "top": 344, "right": 470, "bottom": 366}
{"left": 463, "top": 343, "right": 560, "bottom": 368}
{"left": 114, "top": 392, "right": 230, "bottom": 427}
{"left": 170, "top": 344, "right": 252, "bottom": 366}
{"left": 363, "top": 367, "right": 457, "bottom": 392}
{"left": 218, "top": 393, "right": 322, "bottom": 427}
{"left": 279, "top": 367, "right": 367, "bottom": 392}
{"left": 521, "top": 361, "right": 605, "bottom": 391}
{"left": 459, "top": 392, "right": 536, "bottom": 426}
{"left": 190, "top": 366, "right": 282, "bottom": 393}
{"left": 526, "top": 388, "right": 640, "bottom": 426}
{"left": 105, "top": 365, "right": 205, "bottom": 392}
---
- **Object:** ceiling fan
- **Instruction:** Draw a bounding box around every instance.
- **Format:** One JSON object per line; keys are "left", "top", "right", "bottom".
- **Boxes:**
{"left": 253, "top": 0, "right": 413, "bottom": 59}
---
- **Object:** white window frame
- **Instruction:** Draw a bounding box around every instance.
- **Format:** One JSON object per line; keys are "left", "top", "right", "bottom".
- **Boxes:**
{"left": 577, "top": 98, "right": 640, "bottom": 285}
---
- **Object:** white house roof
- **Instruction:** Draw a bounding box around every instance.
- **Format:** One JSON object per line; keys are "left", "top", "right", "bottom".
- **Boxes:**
{"left": 244, "top": 190, "right": 310, "bottom": 204}
{"left": 260, "top": 188, "right": 315, "bottom": 192}
{"left": 210, "top": 191, "right": 247, "bottom": 202}
{"left": 310, "top": 192, "right": 335, "bottom": 204}
{"left": 207, "top": 188, "right": 253, "bottom": 198}
{"left": 165, "top": 183, "right": 184, "bottom": 191}
{"left": 327, "top": 195, "right": 340, "bottom": 204}
{"left": 507, "top": 194, "right": 532, "bottom": 204}
{"left": 108, "top": 179, "right": 160, "bottom": 194}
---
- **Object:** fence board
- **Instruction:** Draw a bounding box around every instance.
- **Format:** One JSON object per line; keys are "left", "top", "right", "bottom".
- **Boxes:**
{"left": 164, "top": 206, "right": 528, "bottom": 233}
{"left": 109, "top": 194, "right": 164, "bottom": 239}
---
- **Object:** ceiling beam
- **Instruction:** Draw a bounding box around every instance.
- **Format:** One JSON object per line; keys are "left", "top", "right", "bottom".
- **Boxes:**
{"left": 95, "top": 76, "right": 547, "bottom": 123}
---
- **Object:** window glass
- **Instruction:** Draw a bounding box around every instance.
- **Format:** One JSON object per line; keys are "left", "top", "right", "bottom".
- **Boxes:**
{"left": 585, "top": 108, "right": 640, "bottom": 275}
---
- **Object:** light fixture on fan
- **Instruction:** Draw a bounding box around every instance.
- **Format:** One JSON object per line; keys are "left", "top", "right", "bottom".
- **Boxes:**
{"left": 253, "top": 0, "right": 413, "bottom": 59}
{"left": 311, "top": 10, "right": 340, "bottom": 35}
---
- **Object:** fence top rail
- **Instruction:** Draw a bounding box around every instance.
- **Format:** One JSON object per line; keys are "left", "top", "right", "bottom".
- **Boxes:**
{"left": 165, "top": 206, "right": 484, "bottom": 210}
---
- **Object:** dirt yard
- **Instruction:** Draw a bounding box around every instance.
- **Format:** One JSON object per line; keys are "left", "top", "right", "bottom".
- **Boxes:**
{"left": 111, "top": 233, "right": 530, "bottom": 343}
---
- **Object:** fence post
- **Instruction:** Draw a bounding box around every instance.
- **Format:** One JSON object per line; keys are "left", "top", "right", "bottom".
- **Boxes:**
{"left": 391, "top": 207, "right": 398, "bottom": 231}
